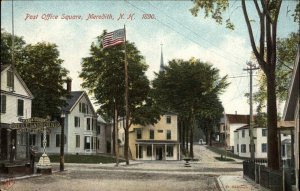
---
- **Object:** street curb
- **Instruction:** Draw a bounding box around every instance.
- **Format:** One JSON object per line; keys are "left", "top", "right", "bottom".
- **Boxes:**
{"left": 0, "top": 174, "right": 42, "bottom": 183}
{"left": 216, "top": 176, "right": 226, "bottom": 191}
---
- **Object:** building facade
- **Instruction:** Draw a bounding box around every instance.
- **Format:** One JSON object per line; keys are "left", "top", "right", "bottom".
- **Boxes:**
{"left": 280, "top": 46, "right": 299, "bottom": 190}
{"left": 129, "top": 114, "right": 180, "bottom": 160}
{"left": 29, "top": 91, "right": 98, "bottom": 155}
{"left": 0, "top": 64, "right": 34, "bottom": 160}
{"left": 223, "top": 114, "right": 251, "bottom": 151}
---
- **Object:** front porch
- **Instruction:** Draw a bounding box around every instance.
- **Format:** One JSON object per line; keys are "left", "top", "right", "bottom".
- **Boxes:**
{"left": 135, "top": 140, "right": 180, "bottom": 160}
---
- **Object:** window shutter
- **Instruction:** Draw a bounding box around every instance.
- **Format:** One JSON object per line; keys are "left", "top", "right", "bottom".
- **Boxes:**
{"left": 0, "top": 95, "right": 6, "bottom": 113}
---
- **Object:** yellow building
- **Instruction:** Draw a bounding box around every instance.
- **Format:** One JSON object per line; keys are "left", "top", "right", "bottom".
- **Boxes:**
{"left": 129, "top": 113, "right": 180, "bottom": 160}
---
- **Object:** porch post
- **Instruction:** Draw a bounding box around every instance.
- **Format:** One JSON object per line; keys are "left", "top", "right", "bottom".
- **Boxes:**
{"left": 278, "top": 131, "right": 282, "bottom": 167}
{"left": 151, "top": 144, "right": 153, "bottom": 161}
{"left": 291, "top": 129, "right": 295, "bottom": 167}
{"left": 178, "top": 144, "right": 180, "bottom": 160}
{"left": 137, "top": 143, "right": 139, "bottom": 160}
{"left": 164, "top": 144, "right": 167, "bottom": 160}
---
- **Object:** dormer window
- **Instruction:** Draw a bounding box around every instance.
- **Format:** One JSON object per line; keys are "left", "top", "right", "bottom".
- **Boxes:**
{"left": 166, "top": 116, "right": 171, "bottom": 124}
{"left": 79, "top": 102, "right": 88, "bottom": 114}
{"left": 7, "top": 69, "right": 14, "bottom": 90}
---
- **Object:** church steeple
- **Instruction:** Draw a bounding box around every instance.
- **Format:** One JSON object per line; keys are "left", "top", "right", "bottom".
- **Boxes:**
{"left": 159, "top": 43, "right": 165, "bottom": 72}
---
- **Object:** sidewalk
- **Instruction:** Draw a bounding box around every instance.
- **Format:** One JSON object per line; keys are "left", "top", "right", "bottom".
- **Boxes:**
{"left": 217, "top": 175, "right": 269, "bottom": 191}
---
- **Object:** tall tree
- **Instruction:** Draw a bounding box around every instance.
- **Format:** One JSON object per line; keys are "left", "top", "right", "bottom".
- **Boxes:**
{"left": 80, "top": 31, "right": 160, "bottom": 165}
{"left": 1, "top": 30, "right": 69, "bottom": 118}
{"left": 190, "top": 0, "right": 299, "bottom": 170}
{"left": 152, "top": 58, "right": 228, "bottom": 157}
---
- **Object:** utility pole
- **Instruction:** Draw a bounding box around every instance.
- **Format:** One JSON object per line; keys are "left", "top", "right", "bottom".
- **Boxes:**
{"left": 243, "top": 61, "right": 259, "bottom": 161}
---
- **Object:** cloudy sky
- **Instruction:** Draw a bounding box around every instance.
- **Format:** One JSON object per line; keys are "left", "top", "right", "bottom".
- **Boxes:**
{"left": 1, "top": 0, "right": 298, "bottom": 115}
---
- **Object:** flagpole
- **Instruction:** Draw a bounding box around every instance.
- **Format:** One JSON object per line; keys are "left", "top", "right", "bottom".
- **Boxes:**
{"left": 124, "top": 25, "right": 129, "bottom": 165}
{"left": 11, "top": 0, "right": 15, "bottom": 69}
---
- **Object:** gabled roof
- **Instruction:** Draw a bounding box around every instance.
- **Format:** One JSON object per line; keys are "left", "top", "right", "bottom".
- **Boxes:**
{"left": 282, "top": 46, "right": 299, "bottom": 121}
{"left": 97, "top": 115, "right": 106, "bottom": 124}
{"left": 234, "top": 124, "right": 263, "bottom": 132}
{"left": 63, "top": 91, "right": 96, "bottom": 115}
{"left": 1, "top": 64, "right": 10, "bottom": 72}
{"left": 226, "top": 114, "right": 250, "bottom": 124}
{"left": 1, "top": 64, "right": 34, "bottom": 99}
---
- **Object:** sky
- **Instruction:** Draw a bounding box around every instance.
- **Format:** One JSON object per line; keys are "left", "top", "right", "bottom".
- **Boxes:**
{"left": 1, "top": 0, "right": 299, "bottom": 115}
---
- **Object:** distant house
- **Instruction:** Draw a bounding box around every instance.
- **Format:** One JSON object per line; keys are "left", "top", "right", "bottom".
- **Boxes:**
{"left": 279, "top": 46, "right": 299, "bottom": 190}
{"left": 0, "top": 64, "right": 34, "bottom": 159}
{"left": 234, "top": 125, "right": 291, "bottom": 159}
{"left": 129, "top": 113, "right": 180, "bottom": 160}
{"left": 96, "top": 115, "right": 112, "bottom": 154}
{"left": 32, "top": 90, "right": 98, "bottom": 154}
{"left": 223, "top": 114, "right": 251, "bottom": 151}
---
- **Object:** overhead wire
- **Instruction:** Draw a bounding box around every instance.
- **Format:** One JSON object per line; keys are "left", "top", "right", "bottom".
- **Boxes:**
{"left": 126, "top": 1, "right": 246, "bottom": 67}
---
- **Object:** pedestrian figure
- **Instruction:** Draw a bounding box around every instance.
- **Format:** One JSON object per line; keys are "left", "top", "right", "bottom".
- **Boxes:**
{"left": 10, "top": 139, "right": 16, "bottom": 163}
{"left": 30, "top": 146, "right": 36, "bottom": 174}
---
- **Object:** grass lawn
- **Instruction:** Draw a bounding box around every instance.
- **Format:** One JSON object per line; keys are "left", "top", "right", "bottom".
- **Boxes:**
{"left": 35, "top": 154, "right": 124, "bottom": 164}
{"left": 214, "top": 156, "right": 235, "bottom": 161}
{"left": 207, "top": 146, "right": 248, "bottom": 160}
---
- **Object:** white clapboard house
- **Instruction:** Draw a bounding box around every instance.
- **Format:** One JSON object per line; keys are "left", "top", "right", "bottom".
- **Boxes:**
{"left": 1, "top": 64, "right": 34, "bottom": 159}
{"left": 32, "top": 90, "right": 98, "bottom": 155}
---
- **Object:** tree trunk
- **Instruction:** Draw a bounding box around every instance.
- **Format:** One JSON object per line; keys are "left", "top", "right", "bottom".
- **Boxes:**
{"left": 180, "top": 118, "right": 185, "bottom": 155}
{"left": 185, "top": 122, "right": 189, "bottom": 156}
{"left": 189, "top": 123, "right": 194, "bottom": 158}
{"left": 205, "top": 128, "right": 208, "bottom": 145}
{"left": 124, "top": 128, "right": 129, "bottom": 165}
{"left": 112, "top": 108, "right": 116, "bottom": 156}
{"left": 266, "top": 69, "right": 279, "bottom": 170}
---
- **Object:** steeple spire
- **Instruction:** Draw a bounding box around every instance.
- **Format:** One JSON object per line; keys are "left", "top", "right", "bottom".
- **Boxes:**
{"left": 159, "top": 43, "right": 164, "bottom": 72}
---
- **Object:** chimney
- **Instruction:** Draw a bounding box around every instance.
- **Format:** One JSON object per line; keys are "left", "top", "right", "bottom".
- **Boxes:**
{"left": 235, "top": 111, "right": 237, "bottom": 115}
{"left": 66, "top": 78, "right": 72, "bottom": 93}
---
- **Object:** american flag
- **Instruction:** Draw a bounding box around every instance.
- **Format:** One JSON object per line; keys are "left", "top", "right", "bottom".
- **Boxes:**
{"left": 102, "top": 29, "right": 125, "bottom": 49}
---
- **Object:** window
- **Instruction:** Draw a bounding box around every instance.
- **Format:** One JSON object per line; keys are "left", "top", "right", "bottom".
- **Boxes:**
{"left": 41, "top": 134, "right": 50, "bottom": 147}
{"left": 242, "top": 130, "right": 245, "bottom": 138}
{"left": 84, "top": 136, "right": 90, "bottom": 149}
{"left": 149, "top": 129, "right": 154, "bottom": 139}
{"left": 241, "top": 144, "right": 246, "bottom": 153}
{"left": 79, "top": 102, "right": 87, "bottom": 113}
{"left": 262, "top": 129, "right": 267, "bottom": 137}
{"left": 249, "top": 144, "right": 255, "bottom": 152}
{"left": 136, "top": 129, "right": 142, "bottom": 139}
{"left": 281, "top": 145, "right": 285, "bottom": 157}
{"left": 0, "top": 95, "right": 6, "bottom": 113}
{"left": 7, "top": 69, "right": 14, "bottom": 89}
{"left": 158, "top": 130, "right": 163, "bottom": 133}
{"left": 74, "top": 117, "right": 80, "bottom": 127}
{"left": 166, "top": 116, "right": 171, "bottom": 124}
{"left": 55, "top": 134, "right": 66, "bottom": 147}
{"left": 261, "top": 143, "right": 267, "bottom": 153}
{"left": 166, "top": 130, "right": 171, "bottom": 140}
{"left": 166, "top": 145, "right": 173, "bottom": 157}
{"left": 76, "top": 135, "right": 80, "bottom": 148}
{"left": 237, "top": 144, "right": 239, "bottom": 153}
{"left": 29, "top": 134, "right": 36, "bottom": 146}
{"left": 17, "top": 99, "right": 24, "bottom": 116}
{"left": 91, "top": 137, "right": 94, "bottom": 149}
{"left": 87, "top": 118, "right": 91, "bottom": 130}
{"left": 146, "top": 145, "right": 152, "bottom": 156}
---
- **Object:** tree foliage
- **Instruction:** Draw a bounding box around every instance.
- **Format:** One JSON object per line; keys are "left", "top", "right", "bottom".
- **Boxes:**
{"left": 152, "top": 58, "right": 229, "bottom": 157}
{"left": 80, "top": 31, "right": 160, "bottom": 126}
{"left": 1, "top": 29, "right": 69, "bottom": 118}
